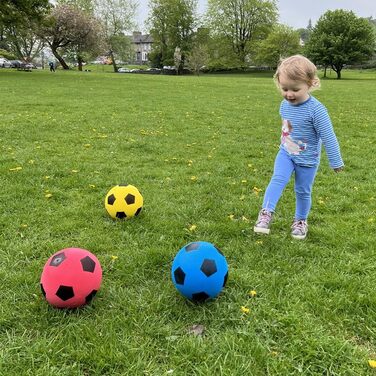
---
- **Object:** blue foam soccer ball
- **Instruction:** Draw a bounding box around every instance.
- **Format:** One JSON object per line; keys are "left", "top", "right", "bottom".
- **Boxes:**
{"left": 171, "top": 241, "right": 228, "bottom": 302}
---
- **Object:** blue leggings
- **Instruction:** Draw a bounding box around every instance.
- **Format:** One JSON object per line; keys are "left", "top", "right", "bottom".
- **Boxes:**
{"left": 262, "top": 149, "right": 318, "bottom": 220}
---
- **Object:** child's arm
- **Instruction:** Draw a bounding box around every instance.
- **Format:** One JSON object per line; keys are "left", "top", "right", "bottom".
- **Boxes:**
{"left": 313, "top": 105, "right": 344, "bottom": 170}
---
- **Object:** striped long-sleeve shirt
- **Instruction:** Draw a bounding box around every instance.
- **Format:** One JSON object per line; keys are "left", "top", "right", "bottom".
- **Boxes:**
{"left": 279, "top": 95, "right": 344, "bottom": 168}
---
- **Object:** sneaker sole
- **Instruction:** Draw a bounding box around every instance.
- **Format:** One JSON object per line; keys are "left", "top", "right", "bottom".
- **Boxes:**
{"left": 291, "top": 233, "right": 307, "bottom": 240}
{"left": 254, "top": 226, "right": 270, "bottom": 234}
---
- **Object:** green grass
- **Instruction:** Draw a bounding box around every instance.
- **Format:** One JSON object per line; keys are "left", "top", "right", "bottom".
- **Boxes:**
{"left": 0, "top": 68, "right": 376, "bottom": 375}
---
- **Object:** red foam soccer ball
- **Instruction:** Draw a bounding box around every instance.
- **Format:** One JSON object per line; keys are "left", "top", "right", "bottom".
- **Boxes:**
{"left": 40, "top": 248, "right": 102, "bottom": 308}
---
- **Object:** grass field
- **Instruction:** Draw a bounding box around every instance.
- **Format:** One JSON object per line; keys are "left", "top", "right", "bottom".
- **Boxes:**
{"left": 1, "top": 67, "right": 376, "bottom": 375}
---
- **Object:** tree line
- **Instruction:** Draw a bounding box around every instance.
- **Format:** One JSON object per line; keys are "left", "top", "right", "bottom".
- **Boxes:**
{"left": 0, "top": 0, "right": 375, "bottom": 78}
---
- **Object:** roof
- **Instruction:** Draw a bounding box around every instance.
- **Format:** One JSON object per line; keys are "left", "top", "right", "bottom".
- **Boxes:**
{"left": 131, "top": 32, "right": 153, "bottom": 44}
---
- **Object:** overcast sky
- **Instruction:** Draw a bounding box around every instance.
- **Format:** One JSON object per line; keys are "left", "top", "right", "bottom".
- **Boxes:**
{"left": 135, "top": 0, "right": 375, "bottom": 32}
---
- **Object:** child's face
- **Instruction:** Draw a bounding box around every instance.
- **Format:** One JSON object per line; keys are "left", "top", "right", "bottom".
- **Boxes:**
{"left": 278, "top": 74, "right": 310, "bottom": 105}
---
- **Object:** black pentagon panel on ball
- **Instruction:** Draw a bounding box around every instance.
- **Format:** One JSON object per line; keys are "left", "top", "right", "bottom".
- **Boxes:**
{"left": 192, "top": 292, "right": 210, "bottom": 302}
{"left": 49, "top": 252, "right": 66, "bottom": 267}
{"left": 200, "top": 259, "right": 217, "bottom": 277}
{"left": 40, "top": 284, "right": 46, "bottom": 297}
{"left": 223, "top": 272, "right": 229, "bottom": 287}
{"left": 185, "top": 242, "right": 200, "bottom": 252}
{"left": 107, "top": 194, "right": 116, "bottom": 205}
{"left": 135, "top": 207, "right": 142, "bottom": 216}
{"left": 85, "top": 290, "right": 98, "bottom": 304}
{"left": 116, "top": 212, "right": 127, "bottom": 219}
{"left": 124, "top": 193, "right": 135, "bottom": 205}
{"left": 56, "top": 285, "right": 75, "bottom": 301}
{"left": 174, "top": 267, "right": 186, "bottom": 285}
{"left": 80, "top": 256, "right": 96, "bottom": 273}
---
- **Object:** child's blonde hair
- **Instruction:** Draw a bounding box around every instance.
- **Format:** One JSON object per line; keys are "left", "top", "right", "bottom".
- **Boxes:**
{"left": 274, "top": 55, "right": 320, "bottom": 90}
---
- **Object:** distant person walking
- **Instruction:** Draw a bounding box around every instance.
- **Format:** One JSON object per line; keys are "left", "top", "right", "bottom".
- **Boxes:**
{"left": 48, "top": 61, "right": 55, "bottom": 72}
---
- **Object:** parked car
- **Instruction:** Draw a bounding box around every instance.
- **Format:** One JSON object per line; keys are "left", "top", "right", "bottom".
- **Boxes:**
{"left": 0, "top": 57, "right": 12, "bottom": 68}
{"left": 117, "top": 67, "right": 132, "bottom": 73}
{"left": 10, "top": 60, "right": 23, "bottom": 68}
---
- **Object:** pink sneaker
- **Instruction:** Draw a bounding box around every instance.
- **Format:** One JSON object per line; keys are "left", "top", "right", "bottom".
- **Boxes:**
{"left": 254, "top": 209, "right": 273, "bottom": 234}
{"left": 291, "top": 219, "right": 308, "bottom": 240}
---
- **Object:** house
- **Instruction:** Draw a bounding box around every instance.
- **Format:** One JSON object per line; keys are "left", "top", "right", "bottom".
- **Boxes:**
{"left": 130, "top": 32, "right": 153, "bottom": 64}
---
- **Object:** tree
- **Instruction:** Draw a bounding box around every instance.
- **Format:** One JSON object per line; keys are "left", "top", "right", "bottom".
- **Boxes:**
{"left": 6, "top": 21, "right": 44, "bottom": 62}
{"left": 186, "top": 43, "right": 209, "bottom": 74}
{"left": 253, "top": 24, "right": 301, "bottom": 68}
{"left": 206, "top": 0, "right": 277, "bottom": 66}
{"left": 305, "top": 10, "right": 375, "bottom": 79}
{"left": 0, "top": 0, "right": 49, "bottom": 60}
{"left": 297, "top": 19, "right": 313, "bottom": 44}
{"left": 0, "top": 0, "right": 49, "bottom": 27}
{"left": 148, "top": 0, "right": 197, "bottom": 72}
{"left": 94, "top": 0, "right": 137, "bottom": 72}
{"left": 42, "top": 4, "right": 103, "bottom": 69}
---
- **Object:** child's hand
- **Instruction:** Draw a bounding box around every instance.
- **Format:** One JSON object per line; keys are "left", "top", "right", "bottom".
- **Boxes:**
{"left": 334, "top": 166, "right": 344, "bottom": 173}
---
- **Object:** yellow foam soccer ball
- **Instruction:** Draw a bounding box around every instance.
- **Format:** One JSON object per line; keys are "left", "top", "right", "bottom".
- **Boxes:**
{"left": 105, "top": 184, "right": 143, "bottom": 219}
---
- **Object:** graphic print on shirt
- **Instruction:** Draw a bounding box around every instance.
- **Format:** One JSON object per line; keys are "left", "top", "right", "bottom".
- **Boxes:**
{"left": 281, "top": 119, "right": 307, "bottom": 155}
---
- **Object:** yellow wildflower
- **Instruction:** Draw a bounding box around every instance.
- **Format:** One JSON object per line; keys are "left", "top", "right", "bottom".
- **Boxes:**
{"left": 190, "top": 176, "right": 197, "bottom": 181}
{"left": 241, "top": 306, "right": 250, "bottom": 314}
{"left": 249, "top": 290, "right": 257, "bottom": 297}
{"left": 9, "top": 166, "right": 22, "bottom": 171}
{"left": 188, "top": 224, "right": 197, "bottom": 232}
{"left": 368, "top": 360, "right": 376, "bottom": 368}
{"left": 45, "top": 193, "right": 52, "bottom": 198}
{"left": 111, "top": 255, "right": 118, "bottom": 261}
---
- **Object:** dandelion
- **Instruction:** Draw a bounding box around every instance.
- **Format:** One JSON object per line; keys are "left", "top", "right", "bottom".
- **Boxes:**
{"left": 9, "top": 166, "right": 22, "bottom": 171}
{"left": 44, "top": 176, "right": 50, "bottom": 179}
{"left": 241, "top": 306, "right": 250, "bottom": 314}
{"left": 253, "top": 186, "right": 262, "bottom": 194}
{"left": 241, "top": 216, "right": 249, "bottom": 222}
{"left": 228, "top": 214, "right": 235, "bottom": 220}
{"left": 45, "top": 193, "right": 52, "bottom": 198}
{"left": 368, "top": 360, "right": 376, "bottom": 368}
{"left": 247, "top": 163, "right": 253, "bottom": 168}
{"left": 255, "top": 240, "right": 263, "bottom": 245}
{"left": 111, "top": 255, "right": 118, "bottom": 261}
{"left": 188, "top": 224, "right": 197, "bottom": 232}
{"left": 249, "top": 290, "right": 257, "bottom": 297}
{"left": 318, "top": 199, "right": 325, "bottom": 205}
{"left": 190, "top": 176, "right": 197, "bottom": 181}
